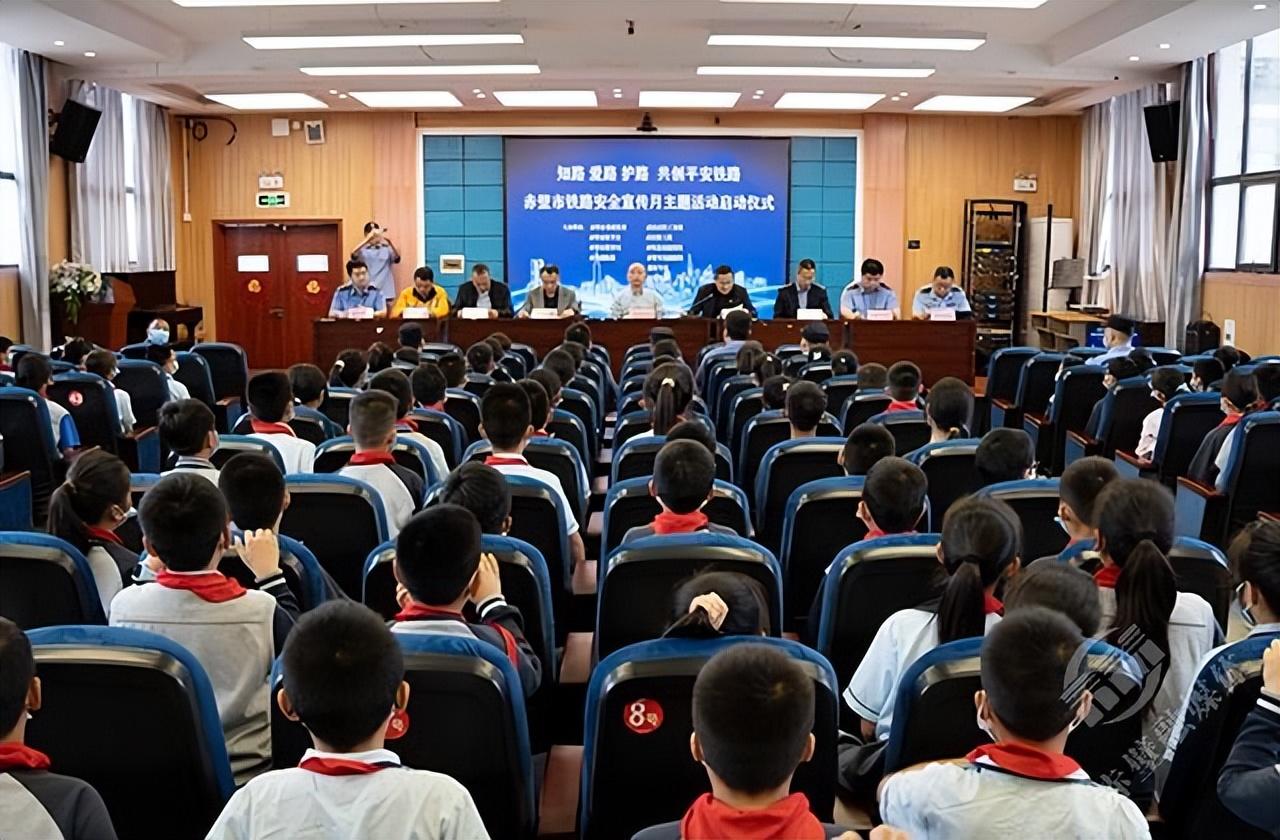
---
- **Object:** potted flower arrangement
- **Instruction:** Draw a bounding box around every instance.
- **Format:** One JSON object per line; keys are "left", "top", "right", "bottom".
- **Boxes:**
{"left": 49, "top": 260, "right": 106, "bottom": 324}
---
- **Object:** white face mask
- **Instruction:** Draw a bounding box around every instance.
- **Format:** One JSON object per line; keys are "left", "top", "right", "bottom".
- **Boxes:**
{"left": 147, "top": 328, "right": 170, "bottom": 345}
{"left": 976, "top": 709, "right": 997, "bottom": 742}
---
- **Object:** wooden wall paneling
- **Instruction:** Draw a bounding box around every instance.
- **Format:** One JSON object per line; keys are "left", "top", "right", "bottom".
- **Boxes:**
{"left": 0, "top": 268, "right": 21, "bottom": 338}
{"left": 861, "top": 114, "right": 909, "bottom": 303}
{"left": 371, "top": 112, "right": 420, "bottom": 290}
{"left": 1201, "top": 273, "right": 1280, "bottom": 354}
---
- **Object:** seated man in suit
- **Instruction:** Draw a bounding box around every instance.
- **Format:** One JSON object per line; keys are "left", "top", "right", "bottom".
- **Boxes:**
{"left": 688, "top": 264, "right": 757, "bottom": 319}
{"left": 772, "top": 258, "right": 833, "bottom": 319}
{"left": 518, "top": 264, "right": 579, "bottom": 318}
{"left": 452, "top": 263, "right": 513, "bottom": 319}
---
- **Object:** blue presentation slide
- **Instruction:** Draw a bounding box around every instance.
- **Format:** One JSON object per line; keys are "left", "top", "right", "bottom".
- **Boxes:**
{"left": 505, "top": 137, "right": 790, "bottom": 317}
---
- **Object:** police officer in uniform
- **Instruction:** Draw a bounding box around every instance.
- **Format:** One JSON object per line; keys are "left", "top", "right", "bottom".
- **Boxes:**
{"left": 911, "top": 266, "right": 971, "bottom": 319}
{"left": 328, "top": 258, "right": 388, "bottom": 318}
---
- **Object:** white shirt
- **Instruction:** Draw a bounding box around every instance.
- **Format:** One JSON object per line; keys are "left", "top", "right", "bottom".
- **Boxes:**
{"left": 45, "top": 398, "right": 73, "bottom": 449}
{"left": 163, "top": 456, "right": 222, "bottom": 486}
{"left": 880, "top": 757, "right": 1150, "bottom": 839}
{"left": 111, "top": 383, "right": 136, "bottom": 434}
{"left": 1214, "top": 425, "right": 1239, "bottom": 490}
{"left": 166, "top": 374, "right": 190, "bottom": 402}
{"left": 1136, "top": 406, "right": 1164, "bottom": 460}
{"left": 206, "top": 748, "right": 489, "bottom": 840}
{"left": 339, "top": 463, "right": 415, "bottom": 538}
{"left": 844, "top": 608, "right": 1002, "bottom": 741}
{"left": 249, "top": 432, "right": 315, "bottom": 475}
{"left": 488, "top": 453, "right": 579, "bottom": 535}
{"left": 86, "top": 545, "right": 124, "bottom": 619}
{"left": 399, "top": 429, "right": 449, "bottom": 485}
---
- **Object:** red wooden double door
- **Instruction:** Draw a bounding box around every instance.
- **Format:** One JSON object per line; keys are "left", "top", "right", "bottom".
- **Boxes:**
{"left": 214, "top": 221, "right": 343, "bottom": 369}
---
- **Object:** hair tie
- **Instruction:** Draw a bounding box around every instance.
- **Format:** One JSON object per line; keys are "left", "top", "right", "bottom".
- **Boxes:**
{"left": 59, "top": 480, "right": 77, "bottom": 495}
{"left": 781, "top": 382, "right": 790, "bottom": 392}
{"left": 333, "top": 360, "right": 345, "bottom": 371}
{"left": 661, "top": 377, "right": 675, "bottom": 388}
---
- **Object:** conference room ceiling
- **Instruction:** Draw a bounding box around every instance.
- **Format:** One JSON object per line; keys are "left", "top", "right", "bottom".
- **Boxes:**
{"left": 2, "top": 0, "right": 1276, "bottom": 115}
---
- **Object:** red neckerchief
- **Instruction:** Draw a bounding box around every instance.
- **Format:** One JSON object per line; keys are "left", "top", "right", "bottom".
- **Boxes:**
{"left": 885, "top": 399, "right": 920, "bottom": 413}
{"left": 394, "top": 602, "right": 520, "bottom": 668}
{"left": 865, "top": 528, "right": 917, "bottom": 540}
{"left": 652, "top": 510, "right": 710, "bottom": 535}
{"left": 85, "top": 525, "right": 122, "bottom": 546}
{"left": 984, "top": 593, "right": 1004, "bottom": 615}
{"left": 1216, "top": 411, "right": 1243, "bottom": 431}
{"left": 532, "top": 429, "right": 551, "bottom": 437}
{"left": 156, "top": 571, "right": 247, "bottom": 603}
{"left": 250, "top": 419, "right": 296, "bottom": 437}
{"left": 1093, "top": 564, "right": 1121, "bottom": 589}
{"left": 421, "top": 401, "right": 445, "bottom": 412}
{"left": 680, "top": 792, "right": 824, "bottom": 840}
{"left": 348, "top": 451, "right": 396, "bottom": 467}
{"left": 966, "top": 742, "right": 1083, "bottom": 781}
{"left": 0, "top": 742, "right": 52, "bottom": 772}
{"left": 298, "top": 756, "right": 399, "bottom": 776}
{"left": 485, "top": 454, "right": 528, "bottom": 467}
{"left": 396, "top": 417, "right": 419, "bottom": 433}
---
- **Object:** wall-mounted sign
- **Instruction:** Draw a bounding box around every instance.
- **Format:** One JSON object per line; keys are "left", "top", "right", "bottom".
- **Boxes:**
{"left": 440, "top": 254, "right": 465, "bottom": 274}
{"left": 258, "top": 174, "right": 284, "bottom": 190}
{"left": 1013, "top": 177, "right": 1038, "bottom": 193}
{"left": 256, "top": 191, "right": 290, "bottom": 208}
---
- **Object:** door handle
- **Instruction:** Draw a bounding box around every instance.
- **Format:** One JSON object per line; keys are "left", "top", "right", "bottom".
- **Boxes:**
{"left": 269, "top": 307, "right": 285, "bottom": 318}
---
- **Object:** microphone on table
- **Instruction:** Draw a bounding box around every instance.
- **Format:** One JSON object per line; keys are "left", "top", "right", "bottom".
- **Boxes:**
{"left": 686, "top": 290, "right": 715, "bottom": 317}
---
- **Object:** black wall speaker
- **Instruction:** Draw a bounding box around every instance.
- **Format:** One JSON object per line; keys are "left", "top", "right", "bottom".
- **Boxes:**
{"left": 50, "top": 99, "right": 102, "bottom": 163}
{"left": 1143, "top": 101, "right": 1180, "bottom": 163}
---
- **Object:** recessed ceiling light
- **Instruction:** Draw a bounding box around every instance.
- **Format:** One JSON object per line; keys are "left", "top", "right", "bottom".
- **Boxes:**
{"left": 476, "top": 92, "right": 486, "bottom": 98}
{"left": 1128, "top": 55, "right": 1140, "bottom": 61}
{"left": 83, "top": 51, "right": 96, "bottom": 57}
{"left": 243, "top": 33, "right": 522, "bottom": 50}
{"left": 891, "top": 96, "right": 901, "bottom": 101}
{"left": 176, "top": 0, "right": 496, "bottom": 5}
{"left": 613, "top": 92, "right": 623, "bottom": 98}
{"left": 300, "top": 64, "right": 539, "bottom": 76}
{"left": 1159, "top": 43, "right": 1171, "bottom": 49}
{"left": 638, "top": 91, "right": 741, "bottom": 108}
{"left": 493, "top": 90, "right": 598, "bottom": 107}
{"left": 206, "top": 92, "right": 328, "bottom": 109}
{"left": 775, "top": 92, "right": 886, "bottom": 110}
{"left": 612, "top": 88, "right": 622, "bottom": 93}
{"left": 328, "top": 88, "right": 338, "bottom": 94}
{"left": 719, "top": 0, "right": 1046, "bottom": 6}
{"left": 914, "top": 94, "right": 1032, "bottom": 112}
{"left": 708, "top": 34, "right": 985, "bottom": 50}
{"left": 1253, "top": 3, "right": 1267, "bottom": 10}
{"left": 754, "top": 89, "right": 764, "bottom": 95}
{"left": 349, "top": 90, "right": 461, "bottom": 107}
{"left": 752, "top": 94, "right": 762, "bottom": 99}
{"left": 337, "top": 93, "right": 348, "bottom": 99}
{"left": 698, "top": 65, "right": 934, "bottom": 78}
{"left": 899, "top": 90, "right": 909, "bottom": 96}
{"left": 54, "top": 40, "right": 65, "bottom": 47}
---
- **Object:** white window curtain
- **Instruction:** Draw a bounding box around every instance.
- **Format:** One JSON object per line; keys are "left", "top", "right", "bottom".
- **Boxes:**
{"left": 68, "top": 81, "right": 130, "bottom": 273}
{"left": 4, "top": 45, "right": 50, "bottom": 348}
{"left": 1077, "top": 100, "right": 1113, "bottom": 280}
{"left": 1163, "top": 58, "right": 1209, "bottom": 349}
{"left": 130, "top": 95, "right": 174, "bottom": 271}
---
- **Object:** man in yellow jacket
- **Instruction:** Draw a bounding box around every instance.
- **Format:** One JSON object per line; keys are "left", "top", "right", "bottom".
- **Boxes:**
{"left": 390, "top": 266, "right": 451, "bottom": 318}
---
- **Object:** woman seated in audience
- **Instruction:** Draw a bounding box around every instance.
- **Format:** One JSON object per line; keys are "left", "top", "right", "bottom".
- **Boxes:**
{"left": 752, "top": 353, "right": 784, "bottom": 387}
{"left": 761, "top": 374, "right": 791, "bottom": 411}
{"left": 663, "top": 571, "right": 770, "bottom": 639}
{"left": 922, "top": 376, "right": 973, "bottom": 444}
{"left": 365, "top": 342, "right": 395, "bottom": 375}
{"left": 328, "top": 348, "right": 367, "bottom": 389}
{"left": 1187, "top": 368, "right": 1260, "bottom": 487}
{"left": 639, "top": 362, "right": 696, "bottom": 438}
{"left": 1091, "top": 478, "right": 1215, "bottom": 760}
{"left": 733, "top": 341, "right": 765, "bottom": 377}
{"left": 46, "top": 450, "right": 137, "bottom": 617}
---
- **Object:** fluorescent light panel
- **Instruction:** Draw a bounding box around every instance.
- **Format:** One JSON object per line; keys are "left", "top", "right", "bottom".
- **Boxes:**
{"left": 708, "top": 34, "right": 985, "bottom": 50}
{"left": 638, "top": 91, "right": 741, "bottom": 108}
{"left": 914, "top": 94, "right": 1033, "bottom": 112}
{"left": 494, "top": 90, "right": 597, "bottom": 107}
{"left": 205, "top": 92, "right": 328, "bottom": 109}
{"left": 698, "top": 65, "right": 934, "bottom": 78}
{"left": 348, "top": 91, "right": 462, "bottom": 107}
{"left": 300, "top": 64, "right": 539, "bottom": 76}
{"left": 774, "top": 92, "right": 885, "bottom": 110}
{"left": 244, "top": 34, "right": 523, "bottom": 50}
{"left": 719, "top": 0, "right": 1045, "bottom": 7}
{"left": 178, "top": 0, "right": 494, "bottom": 6}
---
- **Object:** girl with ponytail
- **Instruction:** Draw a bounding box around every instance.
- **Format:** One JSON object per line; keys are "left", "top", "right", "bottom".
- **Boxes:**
{"left": 663, "top": 571, "right": 770, "bottom": 639}
{"left": 844, "top": 495, "right": 1021, "bottom": 743}
{"left": 643, "top": 362, "right": 695, "bottom": 437}
{"left": 924, "top": 377, "right": 975, "bottom": 444}
{"left": 1093, "top": 478, "right": 1215, "bottom": 753}
{"left": 328, "top": 348, "right": 367, "bottom": 388}
{"left": 46, "top": 450, "right": 135, "bottom": 616}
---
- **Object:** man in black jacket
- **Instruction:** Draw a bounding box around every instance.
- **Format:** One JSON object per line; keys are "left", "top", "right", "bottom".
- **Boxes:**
{"left": 772, "top": 258, "right": 833, "bottom": 319}
{"left": 688, "top": 264, "right": 757, "bottom": 318}
{"left": 451, "top": 263, "right": 514, "bottom": 318}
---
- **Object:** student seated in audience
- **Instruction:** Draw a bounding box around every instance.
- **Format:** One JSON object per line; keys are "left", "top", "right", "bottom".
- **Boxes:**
{"left": 159, "top": 399, "right": 221, "bottom": 484}
{"left": 1092, "top": 478, "right": 1215, "bottom": 758}
{"left": 391, "top": 505, "right": 541, "bottom": 696}
{"left": 1191, "top": 357, "right": 1225, "bottom": 393}
{"left": 637, "top": 644, "right": 834, "bottom": 840}
{"left": 975, "top": 428, "right": 1035, "bottom": 486}
{"left": 839, "top": 422, "right": 896, "bottom": 476}
{"left": 785, "top": 380, "right": 827, "bottom": 440}
{"left": 761, "top": 374, "right": 791, "bottom": 411}
{"left": 366, "top": 342, "right": 395, "bottom": 376}
{"left": 529, "top": 367, "right": 562, "bottom": 414}
{"left": 83, "top": 349, "right": 136, "bottom": 434}
{"left": 397, "top": 322, "right": 424, "bottom": 353}
{"left": 797, "top": 322, "right": 832, "bottom": 367}
{"left": 662, "top": 571, "right": 770, "bottom": 639}
{"left": 1136, "top": 366, "right": 1189, "bottom": 459}
{"left": 856, "top": 456, "right": 927, "bottom": 539}
{"left": 841, "top": 496, "right": 1020, "bottom": 780}
{"left": 484, "top": 336, "right": 514, "bottom": 383}
{"left": 439, "top": 461, "right": 512, "bottom": 536}
{"left": 1217, "top": 636, "right": 1280, "bottom": 833}
{"left": 145, "top": 343, "right": 190, "bottom": 402}
{"left": 518, "top": 378, "right": 553, "bottom": 436}
{"left": 1083, "top": 357, "right": 1142, "bottom": 437}
{"left": 479, "top": 383, "right": 585, "bottom": 571}
{"left": 641, "top": 363, "right": 697, "bottom": 437}
{"left": 1188, "top": 367, "right": 1260, "bottom": 486}
{"left": 338, "top": 390, "right": 423, "bottom": 538}
{"left": 831, "top": 349, "right": 859, "bottom": 378}
{"left": 287, "top": 362, "right": 342, "bottom": 439}
{"left": 666, "top": 418, "right": 717, "bottom": 455}
{"left": 924, "top": 376, "right": 974, "bottom": 442}
{"left": 696, "top": 309, "right": 752, "bottom": 392}
{"left": 465, "top": 341, "right": 496, "bottom": 383}
{"left": 245, "top": 371, "right": 315, "bottom": 474}
{"left": 878, "top": 608, "right": 1150, "bottom": 839}
{"left": 651, "top": 337, "right": 683, "bottom": 367}
{"left": 1129, "top": 347, "right": 1156, "bottom": 375}
{"left": 855, "top": 363, "right": 888, "bottom": 393}
{"left": 733, "top": 340, "right": 766, "bottom": 378}
{"left": 60, "top": 337, "right": 94, "bottom": 367}
{"left": 111, "top": 474, "right": 296, "bottom": 783}
{"left": 328, "top": 348, "right": 368, "bottom": 389}
{"left": 437, "top": 352, "right": 467, "bottom": 390}
{"left": 46, "top": 450, "right": 136, "bottom": 617}
{"left": 1049, "top": 456, "right": 1118, "bottom": 558}
{"left": 564, "top": 321, "right": 593, "bottom": 352}
{"left": 367, "top": 369, "right": 449, "bottom": 481}
{"left": 0, "top": 335, "right": 12, "bottom": 370}
{"left": 394, "top": 345, "right": 421, "bottom": 367}
{"left": 541, "top": 347, "right": 579, "bottom": 396}
{"left": 623, "top": 440, "right": 735, "bottom": 543}
{"left": 1214, "top": 345, "right": 1246, "bottom": 374}
{"left": 1255, "top": 363, "right": 1280, "bottom": 407}
{"left": 145, "top": 318, "right": 171, "bottom": 346}
{"left": 207, "top": 601, "right": 487, "bottom": 840}
{"left": 410, "top": 363, "right": 448, "bottom": 413}
{"left": 885, "top": 361, "right": 923, "bottom": 412}
{"left": 0, "top": 617, "right": 118, "bottom": 840}
{"left": 16, "top": 354, "right": 80, "bottom": 454}
{"left": 1003, "top": 562, "right": 1102, "bottom": 637}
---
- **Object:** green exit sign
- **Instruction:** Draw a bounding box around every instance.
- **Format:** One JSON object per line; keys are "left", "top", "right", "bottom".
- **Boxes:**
{"left": 256, "top": 191, "right": 290, "bottom": 208}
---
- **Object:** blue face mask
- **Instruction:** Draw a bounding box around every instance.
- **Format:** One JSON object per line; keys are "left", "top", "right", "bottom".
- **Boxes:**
{"left": 147, "top": 328, "right": 169, "bottom": 345}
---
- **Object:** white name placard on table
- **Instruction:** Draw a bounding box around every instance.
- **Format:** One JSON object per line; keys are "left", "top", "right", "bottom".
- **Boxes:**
{"left": 530, "top": 308, "right": 559, "bottom": 320}
{"left": 400, "top": 307, "right": 430, "bottom": 319}
{"left": 344, "top": 307, "right": 374, "bottom": 320}
{"left": 459, "top": 307, "right": 490, "bottom": 320}
{"left": 796, "top": 309, "right": 826, "bottom": 321}
{"left": 625, "top": 307, "right": 657, "bottom": 320}
{"left": 929, "top": 308, "right": 957, "bottom": 322}
{"left": 867, "top": 309, "right": 894, "bottom": 321}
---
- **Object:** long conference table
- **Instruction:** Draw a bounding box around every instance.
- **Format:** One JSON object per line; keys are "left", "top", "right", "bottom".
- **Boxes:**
{"left": 313, "top": 317, "right": 976, "bottom": 384}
